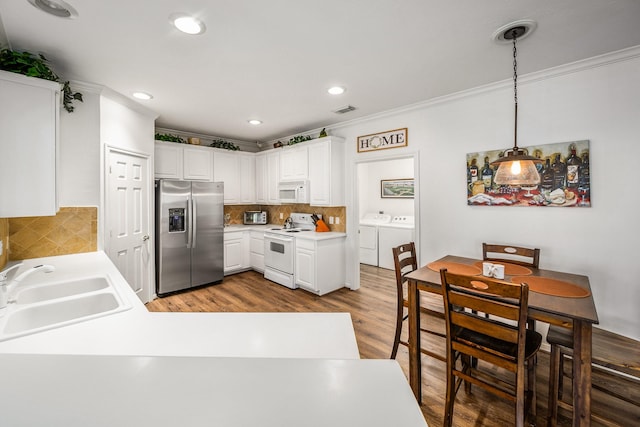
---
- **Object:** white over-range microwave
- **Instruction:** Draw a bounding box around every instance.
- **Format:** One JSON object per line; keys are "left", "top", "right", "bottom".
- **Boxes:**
{"left": 278, "top": 181, "right": 309, "bottom": 204}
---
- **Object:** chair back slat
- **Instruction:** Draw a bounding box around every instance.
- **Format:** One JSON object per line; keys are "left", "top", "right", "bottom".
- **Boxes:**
{"left": 448, "top": 291, "right": 521, "bottom": 322}
{"left": 450, "top": 311, "right": 519, "bottom": 344}
{"left": 482, "top": 243, "right": 540, "bottom": 268}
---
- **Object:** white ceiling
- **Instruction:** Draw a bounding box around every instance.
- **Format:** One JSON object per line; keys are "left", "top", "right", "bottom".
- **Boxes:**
{"left": 2, "top": 0, "right": 640, "bottom": 142}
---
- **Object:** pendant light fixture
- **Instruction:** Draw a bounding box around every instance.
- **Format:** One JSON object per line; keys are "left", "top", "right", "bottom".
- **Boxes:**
{"left": 491, "top": 23, "right": 542, "bottom": 186}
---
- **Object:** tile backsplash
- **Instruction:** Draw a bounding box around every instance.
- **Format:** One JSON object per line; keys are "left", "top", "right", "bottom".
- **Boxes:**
{"left": 8, "top": 207, "right": 97, "bottom": 260}
{"left": 224, "top": 204, "right": 346, "bottom": 232}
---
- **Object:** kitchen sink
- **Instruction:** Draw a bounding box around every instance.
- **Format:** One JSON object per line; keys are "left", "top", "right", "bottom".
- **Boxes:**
{"left": 14, "top": 277, "right": 110, "bottom": 304}
{"left": 3, "top": 293, "right": 121, "bottom": 336}
{"left": 0, "top": 275, "right": 132, "bottom": 342}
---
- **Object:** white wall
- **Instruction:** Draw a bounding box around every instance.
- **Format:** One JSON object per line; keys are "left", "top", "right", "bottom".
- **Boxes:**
{"left": 340, "top": 48, "right": 640, "bottom": 339}
{"left": 358, "top": 159, "right": 414, "bottom": 218}
{"left": 58, "top": 88, "right": 101, "bottom": 206}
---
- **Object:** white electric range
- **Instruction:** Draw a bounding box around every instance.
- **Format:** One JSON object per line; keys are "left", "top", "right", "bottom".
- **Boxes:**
{"left": 263, "top": 213, "right": 317, "bottom": 289}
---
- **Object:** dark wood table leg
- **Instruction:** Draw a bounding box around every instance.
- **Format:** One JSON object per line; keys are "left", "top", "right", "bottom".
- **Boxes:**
{"left": 572, "top": 320, "right": 592, "bottom": 427}
{"left": 408, "top": 278, "right": 422, "bottom": 403}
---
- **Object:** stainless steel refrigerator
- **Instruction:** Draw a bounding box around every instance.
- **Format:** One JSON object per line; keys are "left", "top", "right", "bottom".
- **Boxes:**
{"left": 155, "top": 179, "right": 224, "bottom": 296}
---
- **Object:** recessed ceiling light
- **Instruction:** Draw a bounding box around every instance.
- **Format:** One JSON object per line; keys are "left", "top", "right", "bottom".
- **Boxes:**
{"left": 328, "top": 86, "right": 346, "bottom": 95}
{"left": 27, "top": 0, "right": 78, "bottom": 19}
{"left": 248, "top": 119, "right": 262, "bottom": 125}
{"left": 132, "top": 92, "right": 153, "bottom": 100}
{"left": 170, "top": 13, "right": 206, "bottom": 35}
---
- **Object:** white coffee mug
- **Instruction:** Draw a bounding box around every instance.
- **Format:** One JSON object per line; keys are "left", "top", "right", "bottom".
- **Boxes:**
{"left": 492, "top": 264, "right": 505, "bottom": 280}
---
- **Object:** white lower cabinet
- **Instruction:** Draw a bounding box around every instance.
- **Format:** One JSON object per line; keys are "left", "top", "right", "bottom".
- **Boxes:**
{"left": 224, "top": 231, "right": 250, "bottom": 275}
{"left": 249, "top": 230, "right": 265, "bottom": 272}
{"left": 295, "top": 237, "right": 346, "bottom": 296}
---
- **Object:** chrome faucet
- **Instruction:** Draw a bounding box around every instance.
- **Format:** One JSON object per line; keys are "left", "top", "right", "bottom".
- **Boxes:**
{"left": 0, "top": 263, "right": 56, "bottom": 313}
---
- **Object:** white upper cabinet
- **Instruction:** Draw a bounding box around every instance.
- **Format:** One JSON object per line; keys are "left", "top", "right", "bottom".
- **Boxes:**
{"left": 0, "top": 71, "right": 60, "bottom": 217}
{"left": 154, "top": 141, "right": 212, "bottom": 181}
{"left": 213, "top": 150, "right": 240, "bottom": 203}
{"left": 266, "top": 150, "right": 280, "bottom": 204}
{"left": 279, "top": 144, "right": 308, "bottom": 181}
{"left": 238, "top": 152, "right": 256, "bottom": 204}
{"left": 183, "top": 146, "right": 213, "bottom": 181}
{"left": 308, "top": 136, "right": 345, "bottom": 206}
{"left": 154, "top": 141, "right": 183, "bottom": 178}
{"left": 255, "top": 152, "right": 268, "bottom": 204}
{"left": 213, "top": 150, "right": 255, "bottom": 204}
{"left": 255, "top": 150, "right": 280, "bottom": 205}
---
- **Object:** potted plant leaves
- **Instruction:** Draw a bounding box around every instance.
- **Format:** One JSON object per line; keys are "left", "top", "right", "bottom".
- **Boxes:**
{"left": 155, "top": 133, "right": 186, "bottom": 143}
{"left": 0, "top": 48, "right": 83, "bottom": 113}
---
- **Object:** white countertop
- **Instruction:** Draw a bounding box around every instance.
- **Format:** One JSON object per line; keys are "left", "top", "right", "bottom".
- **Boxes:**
{"left": 0, "top": 252, "right": 358, "bottom": 358}
{"left": 0, "top": 354, "right": 427, "bottom": 427}
{"left": 0, "top": 252, "right": 427, "bottom": 427}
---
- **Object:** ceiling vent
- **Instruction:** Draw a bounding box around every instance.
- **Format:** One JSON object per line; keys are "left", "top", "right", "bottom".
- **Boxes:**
{"left": 333, "top": 105, "right": 356, "bottom": 114}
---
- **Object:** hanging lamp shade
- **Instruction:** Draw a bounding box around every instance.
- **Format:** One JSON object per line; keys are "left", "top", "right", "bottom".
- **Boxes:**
{"left": 490, "top": 23, "right": 542, "bottom": 186}
{"left": 492, "top": 148, "right": 541, "bottom": 185}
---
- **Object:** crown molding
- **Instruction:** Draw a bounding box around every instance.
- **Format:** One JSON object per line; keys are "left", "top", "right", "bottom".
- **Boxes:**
{"left": 315, "top": 44, "right": 640, "bottom": 135}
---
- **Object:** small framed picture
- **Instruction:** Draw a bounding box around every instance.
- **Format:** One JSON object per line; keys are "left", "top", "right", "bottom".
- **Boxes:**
{"left": 381, "top": 179, "right": 414, "bottom": 198}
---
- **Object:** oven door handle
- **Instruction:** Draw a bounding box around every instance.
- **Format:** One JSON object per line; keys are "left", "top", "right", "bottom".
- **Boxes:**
{"left": 265, "top": 234, "right": 294, "bottom": 243}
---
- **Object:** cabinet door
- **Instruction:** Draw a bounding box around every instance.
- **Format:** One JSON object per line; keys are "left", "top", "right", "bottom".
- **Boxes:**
{"left": 266, "top": 151, "right": 280, "bottom": 204}
{"left": 0, "top": 72, "right": 59, "bottom": 217}
{"left": 224, "top": 238, "right": 243, "bottom": 273}
{"left": 280, "top": 145, "right": 308, "bottom": 181}
{"left": 183, "top": 146, "right": 213, "bottom": 181}
{"left": 255, "top": 153, "right": 268, "bottom": 204}
{"left": 239, "top": 153, "right": 256, "bottom": 204}
{"left": 250, "top": 232, "right": 265, "bottom": 272}
{"left": 213, "top": 150, "right": 240, "bottom": 203}
{"left": 155, "top": 141, "right": 183, "bottom": 179}
{"left": 295, "top": 247, "right": 316, "bottom": 291}
{"left": 308, "top": 142, "right": 330, "bottom": 205}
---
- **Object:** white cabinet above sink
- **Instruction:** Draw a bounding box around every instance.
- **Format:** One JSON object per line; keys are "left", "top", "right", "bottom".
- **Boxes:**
{"left": 0, "top": 71, "right": 60, "bottom": 217}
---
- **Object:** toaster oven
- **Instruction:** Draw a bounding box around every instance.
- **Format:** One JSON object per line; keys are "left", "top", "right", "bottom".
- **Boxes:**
{"left": 244, "top": 210, "right": 267, "bottom": 225}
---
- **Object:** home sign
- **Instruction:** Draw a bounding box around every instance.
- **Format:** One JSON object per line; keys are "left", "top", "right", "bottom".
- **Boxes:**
{"left": 357, "top": 128, "right": 408, "bottom": 153}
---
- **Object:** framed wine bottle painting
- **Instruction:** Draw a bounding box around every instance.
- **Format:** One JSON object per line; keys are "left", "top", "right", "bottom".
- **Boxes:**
{"left": 466, "top": 140, "right": 590, "bottom": 207}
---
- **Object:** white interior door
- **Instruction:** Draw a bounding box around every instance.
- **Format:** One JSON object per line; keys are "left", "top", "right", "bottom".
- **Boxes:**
{"left": 106, "top": 148, "right": 152, "bottom": 302}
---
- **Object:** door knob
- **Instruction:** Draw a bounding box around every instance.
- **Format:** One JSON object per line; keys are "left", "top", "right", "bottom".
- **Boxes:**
{"left": 142, "top": 235, "right": 150, "bottom": 241}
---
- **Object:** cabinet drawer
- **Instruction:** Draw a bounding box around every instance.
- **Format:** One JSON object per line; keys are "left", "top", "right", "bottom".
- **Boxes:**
{"left": 224, "top": 231, "right": 244, "bottom": 241}
{"left": 296, "top": 238, "right": 315, "bottom": 251}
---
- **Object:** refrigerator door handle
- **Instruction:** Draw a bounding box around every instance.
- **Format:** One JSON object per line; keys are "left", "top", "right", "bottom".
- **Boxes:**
{"left": 192, "top": 196, "right": 197, "bottom": 248}
{"left": 186, "top": 196, "right": 193, "bottom": 249}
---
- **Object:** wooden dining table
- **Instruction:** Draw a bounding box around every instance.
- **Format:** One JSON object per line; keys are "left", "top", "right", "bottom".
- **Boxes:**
{"left": 405, "top": 255, "right": 599, "bottom": 427}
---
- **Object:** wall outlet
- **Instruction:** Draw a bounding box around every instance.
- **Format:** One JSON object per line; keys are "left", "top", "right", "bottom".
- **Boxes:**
{"left": 329, "top": 216, "right": 334, "bottom": 224}
{"left": 335, "top": 217, "right": 340, "bottom": 225}
{"left": 279, "top": 213, "right": 283, "bottom": 219}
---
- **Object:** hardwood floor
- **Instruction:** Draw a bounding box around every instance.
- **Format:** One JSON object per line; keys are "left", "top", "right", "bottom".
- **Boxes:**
{"left": 146, "top": 265, "right": 638, "bottom": 427}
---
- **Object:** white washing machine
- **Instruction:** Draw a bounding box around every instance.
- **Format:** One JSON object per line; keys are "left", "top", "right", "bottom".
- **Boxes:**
{"left": 358, "top": 213, "right": 391, "bottom": 266}
{"left": 378, "top": 216, "right": 415, "bottom": 270}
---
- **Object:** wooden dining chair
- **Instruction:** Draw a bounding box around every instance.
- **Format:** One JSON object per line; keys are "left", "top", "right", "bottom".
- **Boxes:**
{"left": 390, "top": 242, "right": 446, "bottom": 362}
{"left": 482, "top": 243, "right": 540, "bottom": 268}
{"left": 439, "top": 269, "right": 542, "bottom": 427}
{"left": 546, "top": 325, "right": 640, "bottom": 426}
